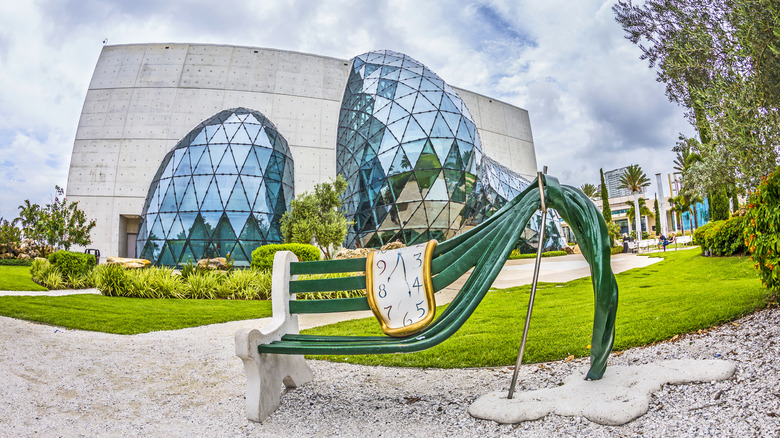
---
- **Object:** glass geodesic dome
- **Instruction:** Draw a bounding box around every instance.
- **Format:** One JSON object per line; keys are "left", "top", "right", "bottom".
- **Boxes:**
{"left": 336, "top": 50, "right": 482, "bottom": 248}
{"left": 137, "top": 108, "right": 294, "bottom": 266}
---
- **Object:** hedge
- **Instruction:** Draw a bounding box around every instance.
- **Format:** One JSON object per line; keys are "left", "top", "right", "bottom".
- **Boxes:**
{"left": 0, "top": 258, "right": 33, "bottom": 266}
{"left": 48, "top": 250, "right": 97, "bottom": 278}
{"left": 250, "top": 243, "right": 321, "bottom": 270}
{"left": 693, "top": 216, "right": 746, "bottom": 256}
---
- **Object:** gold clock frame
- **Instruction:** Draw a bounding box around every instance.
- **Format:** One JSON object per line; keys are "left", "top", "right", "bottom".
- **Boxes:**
{"left": 365, "top": 240, "right": 438, "bottom": 337}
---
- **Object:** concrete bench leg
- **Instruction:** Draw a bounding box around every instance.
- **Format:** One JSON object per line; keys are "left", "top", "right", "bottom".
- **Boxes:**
{"left": 235, "top": 250, "right": 313, "bottom": 422}
{"left": 235, "top": 327, "right": 313, "bottom": 422}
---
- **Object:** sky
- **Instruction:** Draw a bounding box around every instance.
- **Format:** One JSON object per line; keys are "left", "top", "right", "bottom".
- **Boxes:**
{"left": 0, "top": 0, "right": 696, "bottom": 220}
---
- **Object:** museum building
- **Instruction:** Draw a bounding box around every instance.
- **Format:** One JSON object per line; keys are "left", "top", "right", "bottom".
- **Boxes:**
{"left": 65, "top": 44, "right": 564, "bottom": 266}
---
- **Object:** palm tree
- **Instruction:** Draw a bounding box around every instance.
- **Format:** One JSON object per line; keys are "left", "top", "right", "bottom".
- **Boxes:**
{"left": 625, "top": 198, "right": 653, "bottom": 233}
{"left": 579, "top": 183, "right": 599, "bottom": 201}
{"left": 673, "top": 139, "right": 702, "bottom": 175}
{"left": 618, "top": 164, "right": 651, "bottom": 240}
{"left": 668, "top": 194, "right": 689, "bottom": 236}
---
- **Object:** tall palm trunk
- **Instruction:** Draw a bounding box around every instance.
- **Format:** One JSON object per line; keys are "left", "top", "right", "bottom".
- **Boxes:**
{"left": 633, "top": 192, "right": 641, "bottom": 240}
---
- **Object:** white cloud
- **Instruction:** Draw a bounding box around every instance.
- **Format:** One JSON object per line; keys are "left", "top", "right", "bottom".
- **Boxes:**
{"left": 0, "top": 0, "right": 696, "bottom": 219}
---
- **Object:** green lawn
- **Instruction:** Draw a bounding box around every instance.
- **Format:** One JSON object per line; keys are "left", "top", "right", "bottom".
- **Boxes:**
{"left": 0, "top": 294, "right": 272, "bottom": 334}
{"left": 0, "top": 265, "right": 47, "bottom": 291}
{"left": 303, "top": 249, "right": 770, "bottom": 368}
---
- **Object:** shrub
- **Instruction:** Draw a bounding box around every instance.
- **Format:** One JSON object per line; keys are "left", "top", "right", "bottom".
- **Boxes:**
{"left": 744, "top": 167, "right": 780, "bottom": 293}
{"left": 48, "top": 250, "right": 96, "bottom": 278}
{"left": 0, "top": 259, "right": 32, "bottom": 266}
{"left": 712, "top": 216, "right": 746, "bottom": 256}
{"left": 296, "top": 273, "right": 365, "bottom": 300}
{"left": 508, "top": 250, "right": 568, "bottom": 260}
{"left": 610, "top": 246, "right": 624, "bottom": 255}
{"left": 220, "top": 269, "right": 272, "bottom": 300}
{"left": 251, "top": 243, "right": 321, "bottom": 271}
{"left": 183, "top": 270, "right": 223, "bottom": 299}
{"left": 95, "top": 264, "right": 131, "bottom": 297}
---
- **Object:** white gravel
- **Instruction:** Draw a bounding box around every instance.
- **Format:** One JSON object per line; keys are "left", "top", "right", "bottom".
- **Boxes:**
{"left": 1, "top": 307, "right": 778, "bottom": 437}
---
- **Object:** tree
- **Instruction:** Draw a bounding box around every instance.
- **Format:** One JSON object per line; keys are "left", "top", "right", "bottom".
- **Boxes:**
{"left": 0, "top": 217, "right": 21, "bottom": 255}
{"left": 16, "top": 186, "right": 96, "bottom": 255}
{"left": 653, "top": 197, "right": 662, "bottom": 234}
{"left": 710, "top": 187, "right": 730, "bottom": 220}
{"left": 618, "top": 164, "right": 651, "bottom": 237}
{"left": 625, "top": 197, "right": 654, "bottom": 230}
{"left": 579, "top": 183, "right": 599, "bottom": 201}
{"left": 613, "top": 0, "right": 780, "bottom": 192}
{"left": 279, "top": 175, "right": 351, "bottom": 259}
{"left": 600, "top": 168, "right": 612, "bottom": 222}
{"left": 668, "top": 194, "right": 689, "bottom": 236}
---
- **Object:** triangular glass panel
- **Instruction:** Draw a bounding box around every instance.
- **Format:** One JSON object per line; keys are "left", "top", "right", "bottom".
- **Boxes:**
{"left": 173, "top": 149, "right": 192, "bottom": 176}
{"left": 208, "top": 144, "right": 227, "bottom": 170}
{"left": 412, "top": 94, "right": 438, "bottom": 114}
{"left": 149, "top": 215, "right": 166, "bottom": 240}
{"left": 394, "top": 93, "right": 418, "bottom": 112}
{"left": 223, "top": 113, "right": 243, "bottom": 125}
{"left": 226, "top": 211, "right": 250, "bottom": 237}
{"left": 231, "top": 144, "right": 252, "bottom": 171}
{"left": 387, "top": 102, "right": 410, "bottom": 125}
{"left": 190, "top": 129, "right": 208, "bottom": 146}
{"left": 191, "top": 175, "right": 212, "bottom": 205}
{"left": 158, "top": 243, "right": 175, "bottom": 266}
{"left": 401, "top": 139, "right": 426, "bottom": 168}
{"left": 178, "top": 242, "right": 196, "bottom": 265}
{"left": 241, "top": 148, "right": 262, "bottom": 176}
{"left": 255, "top": 129, "right": 273, "bottom": 148}
{"left": 187, "top": 145, "right": 207, "bottom": 170}
{"left": 168, "top": 239, "right": 185, "bottom": 264}
{"left": 440, "top": 93, "right": 460, "bottom": 113}
{"left": 415, "top": 139, "right": 441, "bottom": 171}
{"left": 209, "top": 125, "right": 229, "bottom": 144}
{"left": 231, "top": 125, "right": 253, "bottom": 147}
{"left": 244, "top": 123, "right": 262, "bottom": 144}
{"left": 415, "top": 169, "right": 439, "bottom": 193}
{"left": 239, "top": 214, "right": 263, "bottom": 241}
{"left": 431, "top": 112, "right": 454, "bottom": 138}
{"left": 223, "top": 122, "right": 241, "bottom": 143}
{"left": 168, "top": 215, "right": 186, "bottom": 240}
{"left": 386, "top": 116, "right": 409, "bottom": 143}
{"left": 412, "top": 111, "right": 436, "bottom": 136}
{"left": 395, "top": 175, "right": 422, "bottom": 203}
{"left": 200, "top": 211, "right": 222, "bottom": 235}
{"left": 159, "top": 183, "right": 177, "bottom": 213}
{"left": 226, "top": 178, "right": 251, "bottom": 211}
{"left": 253, "top": 182, "right": 269, "bottom": 213}
{"left": 212, "top": 213, "right": 237, "bottom": 241}
{"left": 441, "top": 111, "right": 462, "bottom": 135}
{"left": 388, "top": 147, "right": 412, "bottom": 176}
{"left": 425, "top": 174, "right": 449, "bottom": 201}
{"left": 419, "top": 77, "right": 439, "bottom": 92}
{"left": 429, "top": 203, "right": 450, "bottom": 228}
{"left": 215, "top": 174, "right": 238, "bottom": 205}
{"left": 188, "top": 239, "right": 206, "bottom": 260}
{"left": 178, "top": 212, "right": 198, "bottom": 235}
{"left": 430, "top": 138, "right": 453, "bottom": 163}
{"left": 241, "top": 175, "right": 262, "bottom": 204}
{"left": 456, "top": 117, "right": 475, "bottom": 142}
{"left": 192, "top": 149, "right": 213, "bottom": 175}
{"left": 255, "top": 148, "right": 272, "bottom": 174}
{"left": 421, "top": 90, "right": 443, "bottom": 108}
{"left": 199, "top": 180, "right": 223, "bottom": 210}
{"left": 215, "top": 148, "right": 239, "bottom": 174}
{"left": 444, "top": 141, "right": 463, "bottom": 169}
{"left": 172, "top": 176, "right": 189, "bottom": 205}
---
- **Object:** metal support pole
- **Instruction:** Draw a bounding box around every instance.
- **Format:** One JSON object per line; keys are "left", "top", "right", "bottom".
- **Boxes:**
{"left": 507, "top": 170, "right": 548, "bottom": 399}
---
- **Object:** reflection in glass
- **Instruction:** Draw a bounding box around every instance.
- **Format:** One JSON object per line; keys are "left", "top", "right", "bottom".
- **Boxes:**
{"left": 137, "top": 108, "right": 294, "bottom": 266}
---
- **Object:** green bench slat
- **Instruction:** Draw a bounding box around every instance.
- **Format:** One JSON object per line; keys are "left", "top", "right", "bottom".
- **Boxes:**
{"left": 289, "top": 297, "right": 370, "bottom": 314}
{"left": 290, "top": 258, "right": 366, "bottom": 275}
{"left": 289, "top": 275, "right": 366, "bottom": 293}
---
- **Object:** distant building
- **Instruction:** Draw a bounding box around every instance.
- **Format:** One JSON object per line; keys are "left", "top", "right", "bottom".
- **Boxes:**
{"left": 603, "top": 166, "right": 647, "bottom": 198}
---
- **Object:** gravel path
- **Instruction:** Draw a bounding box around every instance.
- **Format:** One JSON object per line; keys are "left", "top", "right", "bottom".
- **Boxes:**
{"left": 1, "top": 307, "right": 778, "bottom": 437}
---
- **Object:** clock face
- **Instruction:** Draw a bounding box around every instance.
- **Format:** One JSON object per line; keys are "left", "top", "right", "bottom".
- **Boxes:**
{"left": 366, "top": 240, "right": 437, "bottom": 337}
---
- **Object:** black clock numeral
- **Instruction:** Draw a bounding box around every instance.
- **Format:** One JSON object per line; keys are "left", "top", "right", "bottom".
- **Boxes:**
{"left": 378, "top": 284, "right": 387, "bottom": 298}
{"left": 414, "top": 252, "right": 422, "bottom": 267}
{"left": 403, "top": 311, "right": 413, "bottom": 327}
{"left": 416, "top": 301, "right": 425, "bottom": 318}
{"left": 412, "top": 276, "right": 422, "bottom": 294}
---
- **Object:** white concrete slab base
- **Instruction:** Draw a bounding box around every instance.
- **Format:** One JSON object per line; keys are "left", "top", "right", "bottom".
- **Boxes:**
{"left": 469, "top": 359, "right": 736, "bottom": 426}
